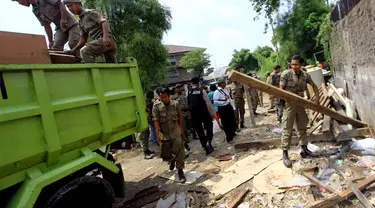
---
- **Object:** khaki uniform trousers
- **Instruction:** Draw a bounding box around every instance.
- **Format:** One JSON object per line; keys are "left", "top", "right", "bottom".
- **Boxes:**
{"left": 160, "top": 136, "right": 185, "bottom": 169}
{"left": 53, "top": 24, "right": 80, "bottom": 58}
{"left": 234, "top": 98, "right": 245, "bottom": 125}
{"left": 80, "top": 37, "right": 117, "bottom": 63}
{"left": 281, "top": 103, "right": 309, "bottom": 150}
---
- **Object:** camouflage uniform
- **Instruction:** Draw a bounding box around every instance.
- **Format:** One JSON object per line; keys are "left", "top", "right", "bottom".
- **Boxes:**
{"left": 174, "top": 93, "right": 191, "bottom": 140}
{"left": 78, "top": 9, "right": 117, "bottom": 63}
{"left": 228, "top": 82, "right": 245, "bottom": 127}
{"left": 139, "top": 97, "right": 153, "bottom": 152}
{"left": 32, "top": 0, "right": 80, "bottom": 56}
{"left": 280, "top": 70, "right": 314, "bottom": 150}
{"left": 268, "top": 71, "right": 284, "bottom": 122}
{"left": 152, "top": 100, "right": 185, "bottom": 169}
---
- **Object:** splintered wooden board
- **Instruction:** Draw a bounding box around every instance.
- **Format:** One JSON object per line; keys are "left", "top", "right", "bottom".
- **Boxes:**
{"left": 0, "top": 31, "right": 50, "bottom": 64}
{"left": 202, "top": 149, "right": 281, "bottom": 196}
{"left": 229, "top": 71, "right": 365, "bottom": 127}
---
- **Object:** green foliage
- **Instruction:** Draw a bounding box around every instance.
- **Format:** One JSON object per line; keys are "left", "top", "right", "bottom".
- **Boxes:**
{"left": 179, "top": 50, "right": 213, "bottom": 77}
{"left": 254, "top": 51, "right": 279, "bottom": 80}
{"left": 229, "top": 49, "right": 260, "bottom": 73}
{"left": 316, "top": 13, "right": 333, "bottom": 65}
{"left": 274, "top": 0, "right": 330, "bottom": 65}
{"left": 253, "top": 46, "right": 274, "bottom": 58}
{"left": 83, "top": 0, "right": 172, "bottom": 92}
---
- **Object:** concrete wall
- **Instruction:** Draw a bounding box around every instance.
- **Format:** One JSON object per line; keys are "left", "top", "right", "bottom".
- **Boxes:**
{"left": 330, "top": 0, "right": 375, "bottom": 126}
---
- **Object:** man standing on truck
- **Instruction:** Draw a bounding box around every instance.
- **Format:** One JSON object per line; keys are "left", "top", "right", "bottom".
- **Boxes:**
{"left": 12, "top": 0, "right": 81, "bottom": 58}
{"left": 63, "top": 0, "right": 117, "bottom": 63}
{"left": 153, "top": 88, "right": 186, "bottom": 183}
{"left": 280, "top": 55, "right": 320, "bottom": 168}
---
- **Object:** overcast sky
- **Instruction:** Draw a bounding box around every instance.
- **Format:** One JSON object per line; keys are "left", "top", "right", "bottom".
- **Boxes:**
{"left": 1, "top": 0, "right": 273, "bottom": 68}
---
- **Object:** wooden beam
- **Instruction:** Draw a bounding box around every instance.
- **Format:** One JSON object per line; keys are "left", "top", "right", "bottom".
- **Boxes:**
{"left": 345, "top": 127, "right": 374, "bottom": 138}
{"left": 334, "top": 168, "right": 374, "bottom": 208}
{"left": 301, "top": 172, "right": 337, "bottom": 194}
{"left": 322, "top": 115, "right": 331, "bottom": 133}
{"left": 244, "top": 85, "right": 256, "bottom": 127}
{"left": 308, "top": 119, "right": 324, "bottom": 135}
{"left": 234, "top": 132, "right": 334, "bottom": 150}
{"left": 228, "top": 188, "right": 249, "bottom": 208}
{"left": 307, "top": 174, "right": 375, "bottom": 208}
{"left": 229, "top": 71, "right": 366, "bottom": 127}
{"left": 49, "top": 53, "right": 79, "bottom": 64}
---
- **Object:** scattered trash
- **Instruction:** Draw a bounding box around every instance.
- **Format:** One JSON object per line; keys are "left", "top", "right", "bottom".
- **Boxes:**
{"left": 351, "top": 138, "right": 375, "bottom": 151}
{"left": 307, "top": 143, "right": 320, "bottom": 153}
{"left": 336, "top": 160, "right": 343, "bottom": 165}
{"left": 356, "top": 158, "right": 375, "bottom": 168}
{"left": 159, "top": 170, "right": 203, "bottom": 184}
{"left": 217, "top": 204, "right": 225, "bottom": 208}
{"left": 157, "top": 193, "right": 186, "bottom": 208}
{"left": 217, "top": 153, "right": 232, "bottom": 162}
{"left": 272, "top": 127, "right": 283, "bottom": 134}
{"left": 232, "top": 155, "right": 237, "bottom": 161}
{"left": 253, "top": 194, "right": 262, "bottom": 202}
{"left": 238, "top": 202, "right": 250, "bottom": 208}
{"left": 316, "top": 168, "right": 335, "bottom": 182}
{"left": 296, "top": 205, "right": 303, "bottom": 208}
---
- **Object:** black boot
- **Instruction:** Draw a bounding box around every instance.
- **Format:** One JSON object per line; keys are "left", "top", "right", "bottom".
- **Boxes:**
{"left": 144, "top": 150, "right": 154, "bottom": 160}
{"left": 205, "top": 146, "right": 213, "bottom": 155}
{"left": 240, "top": 123, "right": 246, "bottom": 129}
{"left": 178, "top": 169, "right": 186, "bottom": 184}
{"left": 301, "top": 145, "right": 318, "bottom": 158}
{"left": 282, "top": 150, "right": 291, "bottom": 168}
{"left": 169, "top": 161, "right": 175, "bottom": 171}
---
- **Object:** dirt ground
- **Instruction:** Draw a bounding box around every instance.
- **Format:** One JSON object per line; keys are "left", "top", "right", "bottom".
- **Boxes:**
{"left": 113, "top": 94, "right": 314, "bottom": 207}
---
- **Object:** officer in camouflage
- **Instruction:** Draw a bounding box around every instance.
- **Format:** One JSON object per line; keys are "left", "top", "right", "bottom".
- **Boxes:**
{"left": 228, "top": 81, "right": 246, "bottom": 129}
{"left": 268, "top": 65, "right": 284, "bottom": 123}
{"left": 247, "top": 73, "right": 260, "bottom": 116}
{"left": 13, "top": 0, "right": 80, "bottom": 57}
{"left": 280, "top": 55, "right": 320, "bottom": 168}
{"left": 174, "top": 84, "right": 191, "bottom": 151}
{"left": 63, "top": 0, "right": 117, "bottom": 63}
{"left": 153, "top": 88, "right": 186, "bottom": 183}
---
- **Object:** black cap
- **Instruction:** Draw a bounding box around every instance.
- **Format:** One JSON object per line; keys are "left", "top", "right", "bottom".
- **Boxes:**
{"left": 274, "top": 65, "right": 281, "bottom": 70}
{"left": 191, "top": 77, "right": 200, "bottom": 84}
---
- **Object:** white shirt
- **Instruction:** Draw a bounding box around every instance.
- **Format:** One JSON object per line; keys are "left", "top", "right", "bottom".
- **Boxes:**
{"left": 214, "top": 87, "right": 235, "bottom": 109}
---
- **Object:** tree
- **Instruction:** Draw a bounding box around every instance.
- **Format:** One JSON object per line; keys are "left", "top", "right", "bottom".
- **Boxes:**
{"left": 273, "top": 0, "right": 329, "bottom": 66}
{"left": 179, "top": 49, "right": 213, "bottom": 77}
{"left": 229, "top": 49, "right": 260, "bottom": 73}
{"left": 253, "top": 46, "right": 274, "bottom": 58}
{"left": 204, "top": 68, "right": 214, "bottom": 76}
{"left": 84, "top": 0, "right": 172, "bottom": 92}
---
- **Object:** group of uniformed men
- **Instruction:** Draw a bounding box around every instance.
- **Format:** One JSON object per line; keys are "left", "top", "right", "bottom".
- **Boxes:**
{"left": 12, "top": 0, "right": 117, "bottom": 63}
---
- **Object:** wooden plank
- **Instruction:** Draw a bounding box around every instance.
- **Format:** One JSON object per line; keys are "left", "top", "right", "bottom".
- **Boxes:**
{"left": 307, "top": 174, "right": 375, "bottom": 208}
{"left": 234, "top": 132, "right": 334, "bottom": 150}
{"left": 345, "top": 127, "right": 375, "bottom": 138}
{"left": 334, "top": 167, "right": 374, "bottom": 208}
{"left": 308, "top": 119, "right": 324, "bottom": 135}
{"left": 332, "top": 120, "right": 349, "bottom": 141}
{"left": 244, "top": 85, "right": 256, "bottom": 127}
{"left": 0, "top": 31, "right": 51, "bottom": 64}
{"left": 228, "top": 188, "right": 249, "bottom": 208}
{"left": 311, "top": 96, "right": 330, "bottom": 124}
{"left": 331, "top": 100, "right": 346, "bottom": 116}
{"left": 322, "top": 115, "right": 331, "bottom": 133}
{"left": 229, "top": 71, "right": 366, "bottom": 127}
{"left": 49, "top": 53, "right": 79, "bottom": 64}
{"left": 301, "top": 172, "right": 337, "bottom": 194}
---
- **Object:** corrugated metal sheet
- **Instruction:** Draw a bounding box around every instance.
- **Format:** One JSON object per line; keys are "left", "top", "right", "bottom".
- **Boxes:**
{"left": 331, "top": 0, "right": 361, "bottom": 22}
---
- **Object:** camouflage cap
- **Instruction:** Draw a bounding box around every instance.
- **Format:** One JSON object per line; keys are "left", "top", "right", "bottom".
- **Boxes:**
{"left": 63, "top": 0, "right": 82, "bottom": 3}
{"left": 217, "top": 78, "right": 226, "bottom": 84}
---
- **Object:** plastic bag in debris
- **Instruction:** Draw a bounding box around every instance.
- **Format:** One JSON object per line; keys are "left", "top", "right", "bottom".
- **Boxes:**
{"left": 213, "top": 120, "right": 221, "bottom": 134}
{"left": 307, "top": 143, "right": 320, "bottom": 153}
{"left": 156, "top": 193, "right": 186, "bottom": 208}
{"left": 356, "top": 158, "right": 375, "bottom": 168}
{"left": 350, "top": 138, "right": 375, "bottom": 151}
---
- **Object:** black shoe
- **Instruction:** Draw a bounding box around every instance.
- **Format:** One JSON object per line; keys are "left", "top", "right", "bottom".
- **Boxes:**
{"left": 184, "top": 143, "right": 191, "bottom": 151}
{"left": 236, "top": 128, "right": 241, "bottom": 132}
{"left": 240, "top": 123, "right": 246, "bottom": 128}
{"left": 277, "top": 118, "right": 282, "bottom": 124}
{"left": 169, "top": 161, "right": 175, "bottom": 171}
{"left": 253, "top": 111, "right": 259, "bottom": 116}
{"left": 300, "top": 145, "right": 318, "bottom": 158}
{"left": 178, "top": 169, "right": 186, "bottom": 184}
{"left": 205, "top": 147, "right": 213, "bottom": 155}
{"left": 145, "top": 149, "right": 155, "bottom": 155}
{"left": 144, "top": 154, "right": 153, "bottom": 160}
{"left": 207, "top": 144, "right": 214, "bottom": 152}
{"left": 282, "top": 150, "right": 292, "bottom": 168}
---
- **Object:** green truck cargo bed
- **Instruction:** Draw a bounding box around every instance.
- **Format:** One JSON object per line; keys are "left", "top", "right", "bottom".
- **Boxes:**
{"left": 0, "top": 62, "right": 147, "bottom": 200}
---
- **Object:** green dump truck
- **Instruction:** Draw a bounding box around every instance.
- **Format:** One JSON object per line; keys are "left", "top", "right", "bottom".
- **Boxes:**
{"left": 0, "top": 60, "right": 148, "bottom": 207}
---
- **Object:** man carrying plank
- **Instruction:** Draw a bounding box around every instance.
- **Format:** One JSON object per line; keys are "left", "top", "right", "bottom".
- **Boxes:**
{"left": 280, "top": 55, "right": 320, "bottom": 168}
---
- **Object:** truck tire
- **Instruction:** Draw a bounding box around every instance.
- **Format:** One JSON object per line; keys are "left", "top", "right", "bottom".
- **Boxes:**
{"left": 43, "top": 176, "right": 115, "bottom": 208}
